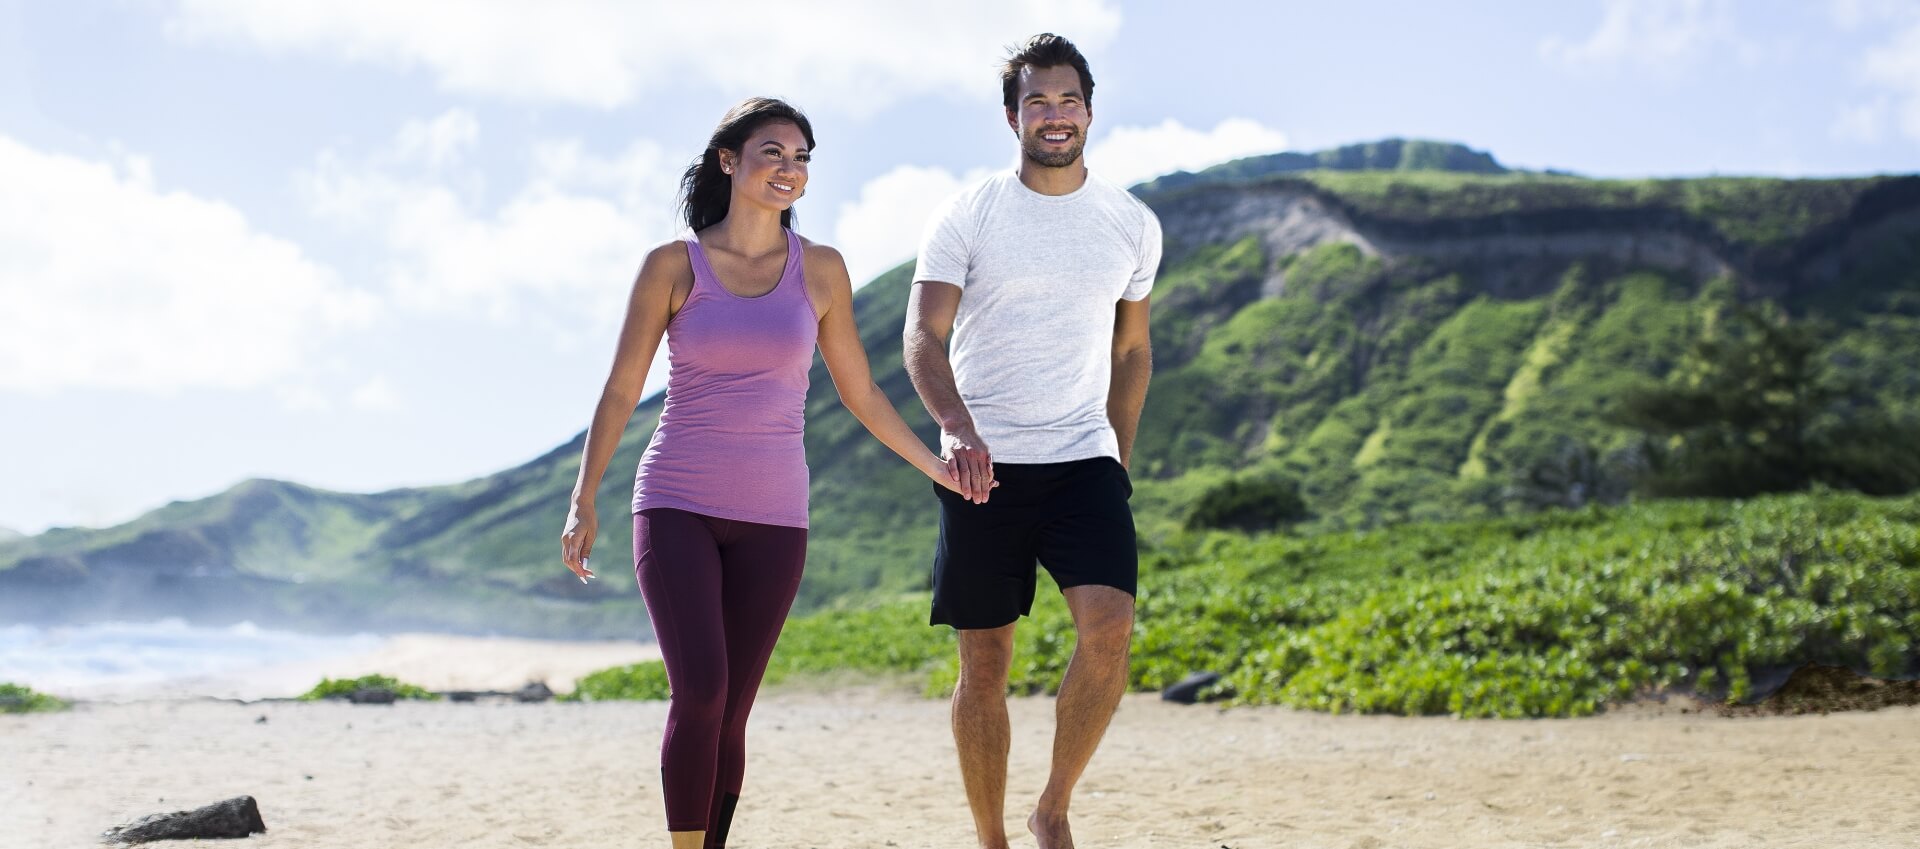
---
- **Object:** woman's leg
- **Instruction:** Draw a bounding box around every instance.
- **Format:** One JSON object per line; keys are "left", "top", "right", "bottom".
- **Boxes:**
{"left": 634, "top": 509, "right": 729, "bottom": 838}
{"left": 703, "top": 519, "right": 808, "bottom": 849}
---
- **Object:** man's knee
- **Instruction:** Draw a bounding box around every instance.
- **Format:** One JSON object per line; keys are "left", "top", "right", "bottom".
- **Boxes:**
{"left": 1064, "top": 586, "right": 1135, "bottom": 653}
{"left": 956, "top": 624, "right": 1016, "bottom": 687}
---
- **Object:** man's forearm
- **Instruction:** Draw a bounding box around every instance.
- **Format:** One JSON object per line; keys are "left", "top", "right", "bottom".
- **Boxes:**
{"left": 1107, "top": 346, "right": 1152, "bottom": 466}
{"left": 904, "top": 325, "right": 975, "bottom": 431}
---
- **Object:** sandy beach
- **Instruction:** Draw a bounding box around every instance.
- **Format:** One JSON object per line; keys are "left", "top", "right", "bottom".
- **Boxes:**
{"left": 6, "top": 682, "right": 1918, "bottom": 849}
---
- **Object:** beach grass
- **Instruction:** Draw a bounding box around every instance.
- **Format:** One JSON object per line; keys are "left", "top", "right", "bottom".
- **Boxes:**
{"left": 298, "top": 673, "right": 439, "bottom": 701}
{"left": 0, "top": 682, "right": 68, "bottom": 713}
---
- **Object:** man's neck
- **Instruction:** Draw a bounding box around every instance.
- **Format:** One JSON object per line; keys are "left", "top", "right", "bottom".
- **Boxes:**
{"left": 1016, "top": 159, "right": 1089, "bottom": 197}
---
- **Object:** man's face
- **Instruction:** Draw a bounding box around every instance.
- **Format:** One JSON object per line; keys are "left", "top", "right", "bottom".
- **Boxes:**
{"left": 1007, "top": 64, "right": 1090, "bottom": 169}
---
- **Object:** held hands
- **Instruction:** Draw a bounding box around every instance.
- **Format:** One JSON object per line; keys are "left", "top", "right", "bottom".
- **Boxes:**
{"left": 940, "top": 424, "right": 997, "bottom": 504}
{"left": 560, "top": 502, "right": 598, "bottom": 584}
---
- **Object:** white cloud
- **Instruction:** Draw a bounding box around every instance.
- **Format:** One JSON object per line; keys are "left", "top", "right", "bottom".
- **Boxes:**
{"left": 393, "top": 109, "right": 478, "bottom": 170}
{"left": 300, "top": 110, "right": 678, "bottom": 325}
{"left": 1087, "top": 118, "right": 1290, "bottom": 188}
{"left": 275, "top": 384, "right": 333, "bottom": 412}
{"left": 1831, "top": 96, "right": 1891, "bottom": 143}
{"left": 0, "top": 135, "right": 375, "bottom": 393}
{"left": 834, "top": 165, "right": 996, "bottom": 288}
{"left": 1859, "top": 16, "right": 1920, "bottom": 141}
{"left": 166, "top": 0, "right": 1123, "bottom": 112}
{"left": 1827, "top": 2, "right": 1920, "bottom": 143}
{"left": 349, "top": 375, "right": 401, "bottom": 411}
{"left": 1540, "top": 0, "right": 1740, "bottom": 70}
{"left": 1829, "top": 0, "right": 1913, "bottom": 29}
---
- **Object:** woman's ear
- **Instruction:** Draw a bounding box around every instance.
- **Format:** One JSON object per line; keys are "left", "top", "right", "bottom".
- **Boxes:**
{"left": 719, "top": 150, "right": 735, "bottom": 175}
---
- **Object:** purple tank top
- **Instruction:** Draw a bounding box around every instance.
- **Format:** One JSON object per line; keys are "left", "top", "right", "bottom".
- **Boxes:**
{"left": 632, "top": 229, "right": 819, "bottom": 527}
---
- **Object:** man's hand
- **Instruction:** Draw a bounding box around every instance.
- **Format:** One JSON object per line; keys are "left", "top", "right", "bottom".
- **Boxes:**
{"left": 941, "top": 423, "right": 995, "bottom": 504}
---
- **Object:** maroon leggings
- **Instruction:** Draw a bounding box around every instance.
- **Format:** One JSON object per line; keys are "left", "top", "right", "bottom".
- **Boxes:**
{"left": 633, "top": 508, "right": 806, "bottom": 842}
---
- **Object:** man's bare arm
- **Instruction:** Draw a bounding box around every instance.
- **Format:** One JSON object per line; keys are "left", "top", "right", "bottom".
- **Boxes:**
{"left": 904, "top": 281, "right": 994, "bottom": 503}
{"left": 1108, "top": 296, "right": 1153, "bottom": 469}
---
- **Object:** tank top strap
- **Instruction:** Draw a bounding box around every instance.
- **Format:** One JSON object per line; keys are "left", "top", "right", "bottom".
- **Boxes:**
{"left": 782, "top": 228, "right": 802, "bottom": 280}
{"left": 782, "top": 228, "right": 821, "bottom": 318}
{"left": 682, "top": 236, "right": 721, "bottom": 295}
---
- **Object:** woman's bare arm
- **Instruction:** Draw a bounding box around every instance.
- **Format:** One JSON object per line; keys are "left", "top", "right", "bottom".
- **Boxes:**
{"left": 560, "top": 243, "right": 688, "bottom": 578}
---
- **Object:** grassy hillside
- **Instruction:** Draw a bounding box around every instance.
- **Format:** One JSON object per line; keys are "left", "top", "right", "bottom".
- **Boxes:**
{"left": 4, "top": 145, "right": 1916, "bottom": 636}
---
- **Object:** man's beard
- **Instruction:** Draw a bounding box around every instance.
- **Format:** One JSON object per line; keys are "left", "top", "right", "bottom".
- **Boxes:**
{"left": 1021, "top": 128, "right": 1085, "bottom": 169}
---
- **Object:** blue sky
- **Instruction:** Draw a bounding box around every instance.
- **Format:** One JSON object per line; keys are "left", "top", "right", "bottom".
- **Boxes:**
{"left": 3, "top": 0, "right": 1917, "bottom": 535}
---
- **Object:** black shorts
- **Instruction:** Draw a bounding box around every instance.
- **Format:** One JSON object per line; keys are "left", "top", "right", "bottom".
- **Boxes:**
{"left": 929, "top": 456, "right": 1137, "bottom": 630}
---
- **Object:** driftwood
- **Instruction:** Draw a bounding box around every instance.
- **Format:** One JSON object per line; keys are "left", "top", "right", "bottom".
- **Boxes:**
{"left": 102, "top": 795, "right": 266, "bottom": 844}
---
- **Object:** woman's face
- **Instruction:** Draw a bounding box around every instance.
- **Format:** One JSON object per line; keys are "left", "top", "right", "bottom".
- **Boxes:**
{"left": 721, "top": 120, "right": 810, "bottom": 213}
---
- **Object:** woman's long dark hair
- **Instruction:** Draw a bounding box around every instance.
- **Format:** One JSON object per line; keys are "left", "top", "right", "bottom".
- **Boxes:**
{"left": 679, "top": 97, "right": 816, "bottom": 233}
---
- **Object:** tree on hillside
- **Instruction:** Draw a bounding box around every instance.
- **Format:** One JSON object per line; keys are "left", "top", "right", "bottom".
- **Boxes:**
{"left": 1613, "top": 306, "right": 1920, "bottom": 498}
{"left": 1186, "top": 473, "right": 1310, "bottom": 532}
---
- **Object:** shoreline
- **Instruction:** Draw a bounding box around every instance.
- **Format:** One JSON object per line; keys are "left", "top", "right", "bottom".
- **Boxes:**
{"left": 9, "top": 631, "right": 660, "bottom": 702}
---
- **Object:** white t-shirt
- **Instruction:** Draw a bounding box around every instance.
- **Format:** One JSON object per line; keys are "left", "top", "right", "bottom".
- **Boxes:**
{"left": 912, "top": 169, "right": 1162, "bottom": 464}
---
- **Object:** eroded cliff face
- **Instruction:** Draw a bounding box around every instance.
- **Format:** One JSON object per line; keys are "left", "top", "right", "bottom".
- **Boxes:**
{"left": 1148, "top": 176, "right": 1920, "bottom": 306}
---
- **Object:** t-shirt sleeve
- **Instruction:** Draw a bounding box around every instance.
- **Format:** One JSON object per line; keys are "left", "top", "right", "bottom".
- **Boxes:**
{"left": 1122, "top": 207, "right": 1163, "bottom": 301}
{"left": 913, "top": 193, "right": 971, "bottom": 289}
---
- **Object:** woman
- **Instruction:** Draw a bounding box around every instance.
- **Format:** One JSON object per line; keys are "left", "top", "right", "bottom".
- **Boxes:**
{"left": 557, "top": 98, "right": 965, "bottom": 849}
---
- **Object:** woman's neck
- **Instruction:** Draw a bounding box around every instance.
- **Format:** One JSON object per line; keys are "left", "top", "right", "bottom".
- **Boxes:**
{"left": 702, "top": 204, "right": 786, "bottom": 257}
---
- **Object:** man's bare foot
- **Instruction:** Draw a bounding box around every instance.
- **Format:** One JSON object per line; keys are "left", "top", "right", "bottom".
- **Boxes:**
{"left": 1028, "top": 809, "right": 1073, "bottom": 849}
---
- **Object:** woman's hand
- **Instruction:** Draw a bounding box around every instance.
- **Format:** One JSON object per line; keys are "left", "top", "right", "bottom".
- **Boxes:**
{"left": 560, "top": 502, "right": 598, "bottom": 583}
{"left": 922, "top": 450, "right": 993, "bottom": 498}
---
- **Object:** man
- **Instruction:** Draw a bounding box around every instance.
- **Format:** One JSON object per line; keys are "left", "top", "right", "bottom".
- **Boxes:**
{"left": 903, "top": 32, "right": 1161, "bottom": 849}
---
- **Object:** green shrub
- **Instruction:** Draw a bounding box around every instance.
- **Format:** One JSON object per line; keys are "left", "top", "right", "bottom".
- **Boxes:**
{"left": 1185, "top": 473, "right": 1309, "bottom": 532}
{"left": 298, "top": 674, "right": 438, "bottom": 701}
{"left": 0, "top": 682, "right": 68, "bottom": 713}
{"left": 567, "top": 660, "right": 670, "bottom": 701}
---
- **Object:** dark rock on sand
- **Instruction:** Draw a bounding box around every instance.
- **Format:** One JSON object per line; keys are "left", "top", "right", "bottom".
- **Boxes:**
{"left": 346, "top": 686, "right": 397, "bottom": 704}
{"left": 514, "top": 682, "right": 555, "bottom": 703}
{"left": 1161, "top": 671, "right": 1225, "bottom": 704}
{"left": 101, "top": 795, "right": 267, "bottom": 843}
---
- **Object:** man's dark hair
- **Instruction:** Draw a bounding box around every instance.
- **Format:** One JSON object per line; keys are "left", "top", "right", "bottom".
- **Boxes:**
{"left": 1000, "top": 33, "right": 1094, "bottom": 111}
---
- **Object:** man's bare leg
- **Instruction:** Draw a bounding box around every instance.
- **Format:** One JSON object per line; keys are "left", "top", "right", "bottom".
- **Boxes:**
{"left": 1028, "top": 585, "right": 1135, "bottom": 849}
{"left": 953, "top": 624, "right": 1017, "bottom": 849}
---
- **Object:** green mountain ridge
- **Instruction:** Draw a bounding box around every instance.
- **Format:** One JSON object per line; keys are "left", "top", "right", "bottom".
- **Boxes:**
{"left": 4, "top": 138, "right": 1917, "bottom": 638}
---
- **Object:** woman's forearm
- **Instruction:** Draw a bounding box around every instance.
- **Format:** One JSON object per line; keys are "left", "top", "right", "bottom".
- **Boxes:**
{"left": 571, "top": 389, "right": 643, "bottom": 507}
{"left": 841, "top": 379, "right": 943, "bottom": 476}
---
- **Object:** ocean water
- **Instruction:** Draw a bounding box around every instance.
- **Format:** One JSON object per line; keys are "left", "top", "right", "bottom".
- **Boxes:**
{"left": 0, "top": 619, "right": 381, "bottom": 700}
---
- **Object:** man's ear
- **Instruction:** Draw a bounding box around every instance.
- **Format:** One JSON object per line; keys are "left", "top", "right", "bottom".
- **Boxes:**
{"left": 1006, "top": 107, "right": 1019, "bottom": 133}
